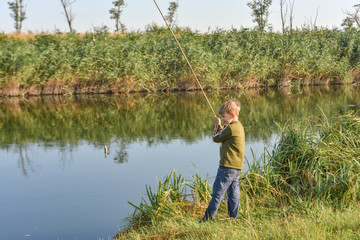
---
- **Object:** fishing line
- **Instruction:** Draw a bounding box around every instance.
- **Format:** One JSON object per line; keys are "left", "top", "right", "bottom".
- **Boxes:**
{"left": 152, "top": 0, "right": 216, "bottom": 116}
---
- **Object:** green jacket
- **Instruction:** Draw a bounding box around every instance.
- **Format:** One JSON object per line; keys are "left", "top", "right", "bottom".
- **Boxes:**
{"left": 213, "top": 121, "right": 245, "bottom": 170}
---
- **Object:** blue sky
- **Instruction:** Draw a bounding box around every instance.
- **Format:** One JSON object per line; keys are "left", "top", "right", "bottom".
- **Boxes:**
{"left": 0, "top": 0, "right": 358, "bottom": 33}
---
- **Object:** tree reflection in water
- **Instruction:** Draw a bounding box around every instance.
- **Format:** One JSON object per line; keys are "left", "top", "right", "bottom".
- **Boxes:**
{"left": 17, "top": 144, "right": 35, "bottom": 177}
{"left": 113, "top": 141, "right": 128, "bottom": 164}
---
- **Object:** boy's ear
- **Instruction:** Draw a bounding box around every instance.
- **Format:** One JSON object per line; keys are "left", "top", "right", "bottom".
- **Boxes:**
{"left": 232, "top": 113, "right": 236, "bottom": 118}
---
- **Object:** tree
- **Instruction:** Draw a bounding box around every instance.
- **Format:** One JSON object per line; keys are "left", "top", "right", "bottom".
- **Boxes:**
{"left": 304, "top": 6, "right": 319, "bottom": 31}
{"left": 166, "top": 1, "right": 179, "bottom": 28}
{"left": 342, "top": 4, "right": 360, "bottom": 29}
{"left": 279, "top": 0, "right": 295, "bottom": 33}
{"left": 279, "top": 0, "right": 287, "bottom": 33}
{"left": 7, "top": 0, "right": 27, "bottom": 34}
{"left": 342, "top": 17, "right": 356, "bottom": 29}
{"left": 289, "top": 0, "right": 295, "bottom": 31}
{"left": 60, "top": 0, "right": 76, "bottom": 33}
{"left": 109, "top": 0, "right": 126, "bottom": 33}
{"left": 247, "top": 0, "right": 272, "bottom": 32}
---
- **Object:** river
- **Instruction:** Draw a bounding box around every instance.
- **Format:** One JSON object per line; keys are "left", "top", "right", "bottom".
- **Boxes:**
{"left": 0, "top": 86, "right": 359, "bottom": 240}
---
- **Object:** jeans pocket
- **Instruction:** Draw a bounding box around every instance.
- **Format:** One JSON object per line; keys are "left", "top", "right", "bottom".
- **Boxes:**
{"left": 219, "top": 166, "right": 240, "bottom": 181}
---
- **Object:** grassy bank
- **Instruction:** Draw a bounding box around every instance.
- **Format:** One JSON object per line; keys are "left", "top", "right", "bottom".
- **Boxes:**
{"left": 115, "top": 206, "right": 360, "bottom": 239}
{"left": 115, "top": 112, "right": 360, "bottom": 239}
{"left": 1, "top": 28, "right": 360, "bottom": 96}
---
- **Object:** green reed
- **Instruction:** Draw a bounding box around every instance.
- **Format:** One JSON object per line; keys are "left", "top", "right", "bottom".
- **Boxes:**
{"left": 127, "top": 169, "right": 187, "bottom": 225}
{"left": 240, "top": 111, "right": 360, "bottom": 210}
{"left": 1, "top": 28, "right": 360, "bottom": 91}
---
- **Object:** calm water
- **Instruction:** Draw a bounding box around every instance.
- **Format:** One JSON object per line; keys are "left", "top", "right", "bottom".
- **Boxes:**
{"left": 0, "top": 86, "right": 359, "bottom": 240}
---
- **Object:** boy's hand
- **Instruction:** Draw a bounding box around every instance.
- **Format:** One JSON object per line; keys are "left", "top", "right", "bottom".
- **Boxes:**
{"left": 213, "top": 116, "right": 221, "bottom": 125}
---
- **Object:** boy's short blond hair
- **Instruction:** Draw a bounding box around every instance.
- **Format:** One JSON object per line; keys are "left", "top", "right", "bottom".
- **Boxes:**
{"left": 218, "top": 100, "right": 241, "bottom": 116}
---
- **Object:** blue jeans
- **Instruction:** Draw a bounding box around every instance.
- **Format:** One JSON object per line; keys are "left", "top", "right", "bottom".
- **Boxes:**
{"left": 203, "top": 166, "right": 241, "bottom": 220}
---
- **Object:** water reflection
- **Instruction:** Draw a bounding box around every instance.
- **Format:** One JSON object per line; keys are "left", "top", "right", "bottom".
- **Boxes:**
{"left": 17, "top": 144, "right": 36, "bottom": 176}
{"left": 1, "top": 85, "right": 359, "bottom": 240}
{"left": 0, "top": 85, "right": 359, "bottom": 175}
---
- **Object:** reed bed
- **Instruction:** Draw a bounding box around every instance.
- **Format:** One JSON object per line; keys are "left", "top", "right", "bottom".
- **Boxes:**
{"left": 116, "top": 111, "right": 360, "bottom": 239}
{"left": 1, "top": 28, "right": 360, "bottom": 95}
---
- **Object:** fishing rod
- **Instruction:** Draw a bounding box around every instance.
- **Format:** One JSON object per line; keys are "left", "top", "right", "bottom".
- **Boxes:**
{"left": 152, "top": 0, "right": 216, "bottom": 117}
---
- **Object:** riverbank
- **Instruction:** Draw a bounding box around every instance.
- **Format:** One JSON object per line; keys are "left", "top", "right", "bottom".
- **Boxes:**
{"left": 114, "top": 112, "right": 360, "bottom": 239}
{"left": 114, "top": 206, "right": 360, "bottom": 239}
{"left": 1, "top": 28, "right": 360, "bottom": 97}
{"left": 0, "top": 83, "right": 214, "bottom": 97}
{"left": 0, "top": 81, "right": 359, "bottom": 97}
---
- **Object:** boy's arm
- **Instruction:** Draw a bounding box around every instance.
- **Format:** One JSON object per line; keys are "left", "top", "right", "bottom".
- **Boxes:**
{"left": 212, "top": 116, "right": 224, "bottom": 137}
{"left": 213, "top": 124, "right": 231, "bottom": 143}
{"left": 213, "top": 124, "right": 223, "bottom": 135}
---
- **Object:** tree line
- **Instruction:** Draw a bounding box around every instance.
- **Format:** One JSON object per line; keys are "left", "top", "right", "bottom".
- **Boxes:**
{"left": 6, "top": 1, "right": 360, "bottom": 34}
{"left": 6, "top": 0, "right": 178, "bottom": 34}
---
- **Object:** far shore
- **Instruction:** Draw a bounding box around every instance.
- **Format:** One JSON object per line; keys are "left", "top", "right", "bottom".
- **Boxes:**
{"left": 1, "top": 80, "right": 359, "bottom": 97}
{"left": 2, "top": 29, "right": 360, "bottom": 97}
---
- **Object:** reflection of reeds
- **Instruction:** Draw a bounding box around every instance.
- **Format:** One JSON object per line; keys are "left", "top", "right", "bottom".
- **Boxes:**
{"left": 116, "top": 112, "right": 360, "bottom": 239}
{"left": 1, "top": 28, "right": 360, "bottom": 93}
{"left": 0, "top": 87, "right": 359, "bottom": 149}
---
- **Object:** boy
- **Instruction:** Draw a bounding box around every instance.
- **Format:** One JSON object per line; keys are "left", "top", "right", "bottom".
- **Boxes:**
{"left": 201, "top": 100, "right": 245, "bottom": 221}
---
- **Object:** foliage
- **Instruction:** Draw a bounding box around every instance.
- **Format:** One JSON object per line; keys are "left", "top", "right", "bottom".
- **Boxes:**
{"left": 109, "top": 0, "right": 126, "bottom": 33}
{"left": 243, "top": 112, "right": 360, "bottom": 208}
{"left": 247, "top": 0, "right": 272, "bottom": 31}
{"left": 166, "top": 1, "right": 179, "bottom": 28}
{"left": 1, "top": 29, "right": 360, "bottom": 93}
{"left": 7, "top": 0, "right": 26, "bottom": 34}
{"left": 342, "top": 4, "right": 360, "bottom": 30}
{"left": 127, "top": 169, "right": 188, "bottom": 224}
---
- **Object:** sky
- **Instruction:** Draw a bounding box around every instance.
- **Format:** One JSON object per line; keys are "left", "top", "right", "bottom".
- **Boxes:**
{"left": 0, "top": 0, "right": 359, "bottom": 34}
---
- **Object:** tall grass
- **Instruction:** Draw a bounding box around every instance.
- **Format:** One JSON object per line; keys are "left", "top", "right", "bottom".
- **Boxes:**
{"left": 1, "top": 28, "right": 360, "bottom": 94}
{"left": 116, "top": 111, "right": 360, "bottom": 239}
{"left": 242, "top": 112, "right": 360, "bottom": 208}
{"left": 127, "top": 169, "right": 188, "bottom": 224}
